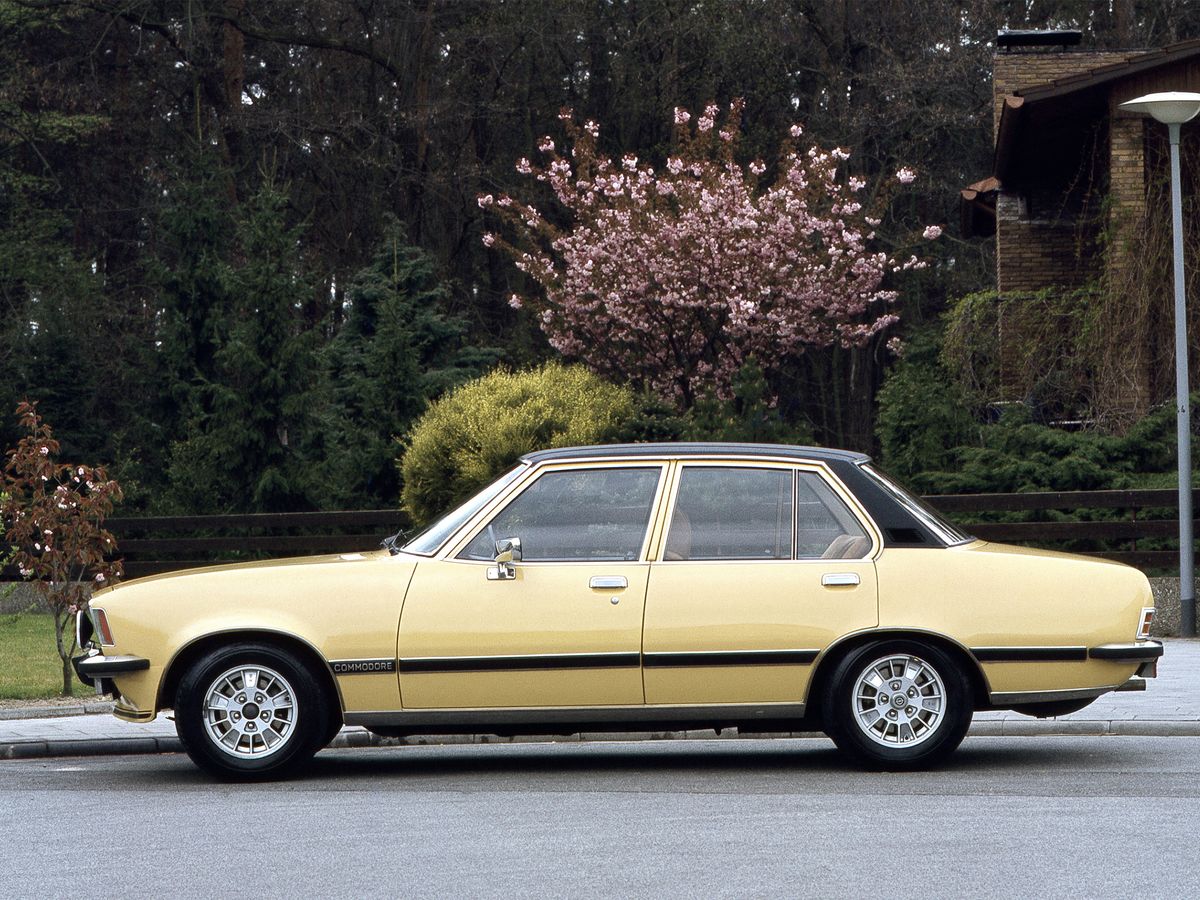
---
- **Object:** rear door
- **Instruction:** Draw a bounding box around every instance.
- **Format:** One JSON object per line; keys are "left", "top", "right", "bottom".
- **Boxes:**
{"left": 642, "top": 462, "right": 879, "bottom": 705}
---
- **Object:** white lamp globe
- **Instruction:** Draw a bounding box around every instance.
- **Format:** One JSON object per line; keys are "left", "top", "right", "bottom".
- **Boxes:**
{"left": 1120, "top": 91, "right": 1200, "bottom": 124}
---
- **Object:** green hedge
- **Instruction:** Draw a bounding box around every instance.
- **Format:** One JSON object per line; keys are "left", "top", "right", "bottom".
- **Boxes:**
{"left": 399, "top": 363, "right": 635, "bottom": 525}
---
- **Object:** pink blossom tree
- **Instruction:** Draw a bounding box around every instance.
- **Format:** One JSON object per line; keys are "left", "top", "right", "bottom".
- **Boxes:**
{"left": 1, "top": 402, "right": 123, "bottom": 696}
{"left": 481, "top": 100, "right": 937, "bottom": 405}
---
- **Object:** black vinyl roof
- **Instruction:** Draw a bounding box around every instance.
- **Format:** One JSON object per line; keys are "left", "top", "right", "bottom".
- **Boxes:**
{"left": 521, "top": 442, "right": 871, "bottom": 465}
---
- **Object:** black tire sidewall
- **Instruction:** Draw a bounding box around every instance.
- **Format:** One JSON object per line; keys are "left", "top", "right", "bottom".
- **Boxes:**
{"left": 824, "top": 639, "right": 972, "bottom": 770}
{"left": 175, "top": 642, "right": 325, "bottom": 780}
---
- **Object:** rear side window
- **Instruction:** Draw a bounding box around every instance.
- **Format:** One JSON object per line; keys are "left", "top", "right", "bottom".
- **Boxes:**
{"left": 795, "top": 472, "right": 871, "bottom": 559}
{"left": 665, "top": 467, "right": 793, "bottom": 560}
{"left": 459, "top": 467, "right": 661, "bottom": 562}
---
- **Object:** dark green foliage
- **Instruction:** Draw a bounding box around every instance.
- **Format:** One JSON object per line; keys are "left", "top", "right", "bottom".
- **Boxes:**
{"left": 400, "top": 364, "right": 635, "bottom": 526}
{"left": 308, "top": 223, "right": 497, "bottom": 508}
{"left": 165, "top": 176, "right": 318, "bottom": 513}
{"left": 876, "top": 329, "right": 975, "bottom": 481}
{"left": 682, "top": 359, "right": 815, "bottom": 446}
{"left": 612, "top": 393, "right": 689, "bottom": 444}
{"left": 901, "top": 399, "right": 1185, "bottom": 496}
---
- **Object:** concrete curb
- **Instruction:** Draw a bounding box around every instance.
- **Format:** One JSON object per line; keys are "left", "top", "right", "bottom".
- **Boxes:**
{"left": 0, "top": 702, "right": 115, "bottom": 721}
{"left": 4, "top": 719, "right": 1199, "bottom": 761}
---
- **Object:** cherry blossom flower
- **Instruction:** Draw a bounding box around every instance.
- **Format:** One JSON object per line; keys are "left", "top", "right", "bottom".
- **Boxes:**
{"left": 479, "top": 102, "right": 927, "bottom": 403}
{"left": 477, "top": 194, "right": 494, "bottom": 208}
{"left": 896, "top": 167, "right": 917, "bottom": 184}
{"left": 922, "top": 225, "right": 943, "bottom": 240}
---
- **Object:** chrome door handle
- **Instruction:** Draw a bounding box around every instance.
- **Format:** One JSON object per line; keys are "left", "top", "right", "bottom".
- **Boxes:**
{"left": 822, "top": 573, "right": 860, "bottom": 587}
{"left": 589, "top": 576, "right": 628, "bottom": 590}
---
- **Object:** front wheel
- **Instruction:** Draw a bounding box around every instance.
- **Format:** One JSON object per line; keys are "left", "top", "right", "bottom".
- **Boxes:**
{"left": 175, "top": 642, "right": 327, "bottom": 780}
{"left": 823, "top": 640, "right": 972, "bottom": 770}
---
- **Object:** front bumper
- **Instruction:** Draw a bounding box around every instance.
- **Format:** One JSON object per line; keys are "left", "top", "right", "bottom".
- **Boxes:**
{"left": 72, "top": 649, "right": 150, "bottom": 692}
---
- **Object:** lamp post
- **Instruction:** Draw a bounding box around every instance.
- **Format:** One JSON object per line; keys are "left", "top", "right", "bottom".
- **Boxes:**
{"left": 1120, "top": 91, "right": 1200, "bottom": 637}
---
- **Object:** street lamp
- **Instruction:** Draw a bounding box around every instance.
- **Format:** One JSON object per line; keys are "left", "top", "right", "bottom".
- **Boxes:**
{"left": 1120, "top": 91, "right": 1200, "bottom": 637}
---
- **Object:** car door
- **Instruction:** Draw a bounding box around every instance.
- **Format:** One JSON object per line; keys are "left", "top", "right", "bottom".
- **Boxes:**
{"left": 642, "top": 462, "right": 880, "bottom": 706}
{"left": 398, "top": 463, "right": 667, "bottom": 709}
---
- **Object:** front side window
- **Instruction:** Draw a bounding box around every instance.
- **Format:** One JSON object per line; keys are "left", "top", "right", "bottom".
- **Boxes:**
{"left": 459, "top": 467, "right": 661, "bottom": 562}
{"left": 403, "top": 464, "right": 528, "bottom": 555}
{"left": 665, "top": 467, "right": 793, "bottom": 560}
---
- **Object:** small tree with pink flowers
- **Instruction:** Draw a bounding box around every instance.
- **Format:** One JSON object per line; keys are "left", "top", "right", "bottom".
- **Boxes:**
{"left": 481, "top": 100, "right": 939, "bottom": 406}
{"left": 1, "top": 402, "right": 123, "bottom": 696}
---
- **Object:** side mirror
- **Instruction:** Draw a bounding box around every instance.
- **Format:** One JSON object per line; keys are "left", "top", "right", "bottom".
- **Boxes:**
{"left": 494, "top": 536, "right": 522, "bottom": 565}
{"left": 487, "top": 536, "right": 522, "bottom": 580}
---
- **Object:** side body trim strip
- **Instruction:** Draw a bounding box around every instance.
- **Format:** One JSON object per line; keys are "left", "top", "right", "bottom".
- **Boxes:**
{"left": 971, "top": 646, "right": 1088, "bottom": 663}
{"left": 398, "top": 652, "right": 640, "bottom": 674}
{"left": 397, "top": 649, "right": 823, "bottom": 674}
{"left": 642, "top": 649, "right": 820, "bottom": 668}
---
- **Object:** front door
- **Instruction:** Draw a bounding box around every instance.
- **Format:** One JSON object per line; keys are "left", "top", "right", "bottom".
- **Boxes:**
{"left": 398, "top": 464, "right": 666, "bottom": 709}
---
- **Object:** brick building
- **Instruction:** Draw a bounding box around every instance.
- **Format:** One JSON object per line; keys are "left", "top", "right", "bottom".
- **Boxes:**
{"left": 963, "top": 32, "right": 1200, "bottom": 421}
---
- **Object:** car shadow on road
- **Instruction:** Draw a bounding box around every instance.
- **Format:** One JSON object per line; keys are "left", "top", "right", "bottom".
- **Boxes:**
{"left": 293, "top": 734, "right": 1125, "bottom": 782}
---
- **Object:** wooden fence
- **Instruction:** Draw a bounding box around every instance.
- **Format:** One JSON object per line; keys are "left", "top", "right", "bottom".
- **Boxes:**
{"left": 923, "top": 488, "right": 1193, "bottom": 569}
{"left": 90, "top": 487, "right": 1198, "bottom": 577}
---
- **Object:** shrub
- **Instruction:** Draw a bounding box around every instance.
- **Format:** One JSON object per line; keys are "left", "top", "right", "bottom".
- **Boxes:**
{"left": 399, "top": 363, "right": 635, "bottom": 525}
{"left": 876, "top": 329, "right": 974, "bottom": 481}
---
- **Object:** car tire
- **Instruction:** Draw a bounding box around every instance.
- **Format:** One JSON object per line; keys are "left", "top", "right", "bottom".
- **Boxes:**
{"left": 175, "top": 642, "right": 327, "bottom": 780}
{"left": 823, "top": 639, "right": 972, "bottom": 770}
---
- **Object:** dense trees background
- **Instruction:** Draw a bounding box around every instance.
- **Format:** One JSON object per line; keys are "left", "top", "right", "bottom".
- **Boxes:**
{"left": 4, "top": 0, "right": 1200, "bottom": 514}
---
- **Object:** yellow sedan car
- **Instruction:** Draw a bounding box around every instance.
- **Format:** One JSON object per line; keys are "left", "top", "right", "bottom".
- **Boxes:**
{"left": 74, "top": 443, "right": 1162, "bottom": 778}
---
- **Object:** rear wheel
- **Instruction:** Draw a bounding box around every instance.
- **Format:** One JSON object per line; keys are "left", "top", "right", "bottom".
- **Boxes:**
{"left": 823, "top": 639, "right": 972, "bottom": 770}
{"left": 175, "top": 642, "right": 327, "bottom": 780}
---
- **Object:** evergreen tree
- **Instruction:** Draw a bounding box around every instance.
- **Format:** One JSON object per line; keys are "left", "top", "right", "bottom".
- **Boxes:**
{"left": 166, "top": 175, "right": 318, "bottom": 513}
{"left": 309, "top": 222, "right": 496, "bottom": 508}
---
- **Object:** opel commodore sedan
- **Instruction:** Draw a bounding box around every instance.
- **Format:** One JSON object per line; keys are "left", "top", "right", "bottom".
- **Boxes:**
{"left": 74, "top": 443, "right": 1163, "bottom": 778}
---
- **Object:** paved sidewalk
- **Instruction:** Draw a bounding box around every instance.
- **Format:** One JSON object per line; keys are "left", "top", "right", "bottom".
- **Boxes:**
{"left": 2, "top": 639, "right": 1196, "bottom": 761}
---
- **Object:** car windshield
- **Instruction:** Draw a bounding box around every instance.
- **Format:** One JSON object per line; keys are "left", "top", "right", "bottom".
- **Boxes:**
{"left": 402, "top": 464, "right": 528, "bottom": 555}
{"left": 859, "top": 464, "right": 971, "bottom": 546}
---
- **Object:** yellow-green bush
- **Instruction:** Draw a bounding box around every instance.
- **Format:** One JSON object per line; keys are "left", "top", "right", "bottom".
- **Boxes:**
{"left": 399, "top": 363, "right": 635, "bottom": 525}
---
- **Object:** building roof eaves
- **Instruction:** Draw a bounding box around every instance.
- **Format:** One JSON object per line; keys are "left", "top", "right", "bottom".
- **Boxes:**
{"left": 1017, "top": 38, "right": 1200, "bottom": 104}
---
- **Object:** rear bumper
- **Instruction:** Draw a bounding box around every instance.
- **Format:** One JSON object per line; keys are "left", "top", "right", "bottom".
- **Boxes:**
{"left": 1089, "top": 640, "right": 1164, "bottom": 664}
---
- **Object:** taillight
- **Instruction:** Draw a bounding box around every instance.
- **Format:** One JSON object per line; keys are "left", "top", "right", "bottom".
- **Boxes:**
{"left": 92, "top": 607, "right": 115, "bottom": 646}
{"left": 1137, "top": 607, "right": 1154, "bottom": 640}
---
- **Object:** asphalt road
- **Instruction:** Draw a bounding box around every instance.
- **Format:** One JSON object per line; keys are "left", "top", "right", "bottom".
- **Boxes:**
{"left": 2, "top": 736, "right": 1198, "bottom": 899}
